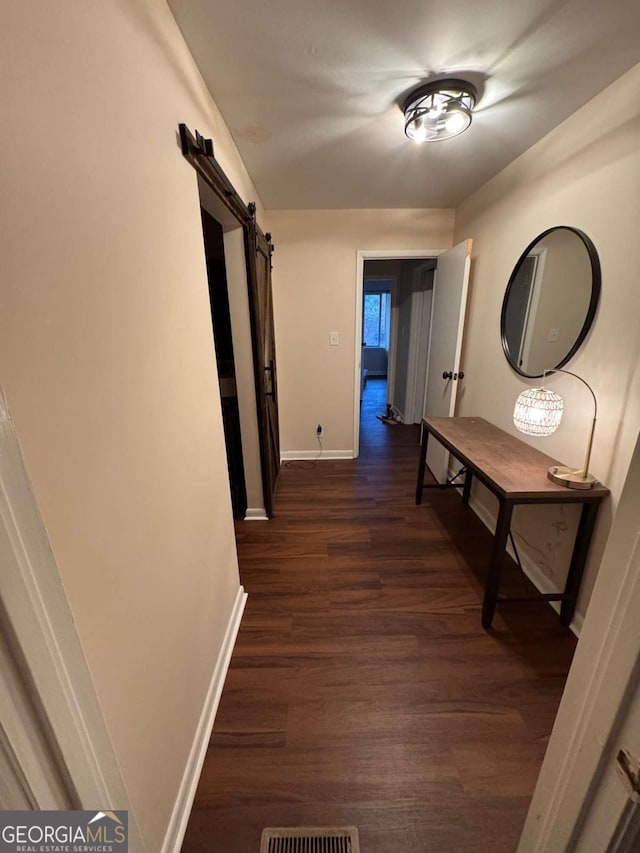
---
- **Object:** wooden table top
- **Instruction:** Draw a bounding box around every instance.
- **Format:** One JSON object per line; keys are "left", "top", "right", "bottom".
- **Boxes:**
{"left": 423, "top": 416, "right": 610, "bottom": 501}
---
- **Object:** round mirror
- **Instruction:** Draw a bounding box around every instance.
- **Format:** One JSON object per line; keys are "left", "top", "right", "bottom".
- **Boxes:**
{"left": 501, "top": 226, "right": 601, "bottom": 378}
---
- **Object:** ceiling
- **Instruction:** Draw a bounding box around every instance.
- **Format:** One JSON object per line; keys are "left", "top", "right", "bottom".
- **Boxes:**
{"left": 167, "top": 0, "right": 640, "bottom": 209}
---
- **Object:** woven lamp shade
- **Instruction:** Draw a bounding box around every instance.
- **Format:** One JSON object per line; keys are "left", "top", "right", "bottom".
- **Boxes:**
{"left": 513, "top": 387, "right": 564, "bottom": 436}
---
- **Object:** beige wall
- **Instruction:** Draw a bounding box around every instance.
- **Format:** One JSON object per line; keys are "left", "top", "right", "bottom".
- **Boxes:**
{"left": 1, "top": 1, "right": 265, "bottom": 848}
{"left": 454, "top": 62, "right": 640, "bottom": 621}
{"left": 266, "top": 210, "right": 454, "bottom": 454}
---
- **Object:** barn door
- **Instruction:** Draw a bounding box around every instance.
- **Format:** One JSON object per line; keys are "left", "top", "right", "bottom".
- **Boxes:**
{"left": 247, "top": 216, "right": 280, "bottom": 515}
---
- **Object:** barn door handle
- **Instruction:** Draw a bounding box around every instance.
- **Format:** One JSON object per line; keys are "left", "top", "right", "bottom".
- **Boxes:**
{"left": 264, "top": 361, "right": 276, "bottom": 402}
{"left": 442, "top": 371, "right": 453, "bottom": 380}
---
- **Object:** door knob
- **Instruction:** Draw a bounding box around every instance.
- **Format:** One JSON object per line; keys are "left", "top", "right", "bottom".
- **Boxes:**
{"left": 442, "top": 370, "right": 453, "bottom": 380}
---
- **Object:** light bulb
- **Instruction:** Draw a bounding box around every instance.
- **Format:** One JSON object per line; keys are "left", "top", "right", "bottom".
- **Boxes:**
{"left": 513, "top": 388, "right": 563, "bottom": 437}
{"left": 444, "top": 110, "right": 466, "bottom": 135}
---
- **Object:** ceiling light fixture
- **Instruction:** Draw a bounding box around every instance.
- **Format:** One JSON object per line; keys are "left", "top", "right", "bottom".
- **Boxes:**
{"left": 403, "top": 78, "right": 477, "bottom": 143}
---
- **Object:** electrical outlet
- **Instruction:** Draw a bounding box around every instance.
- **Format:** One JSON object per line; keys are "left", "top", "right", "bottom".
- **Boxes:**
{"left": 316, "top": 424, "right": 323, "bottom": 436}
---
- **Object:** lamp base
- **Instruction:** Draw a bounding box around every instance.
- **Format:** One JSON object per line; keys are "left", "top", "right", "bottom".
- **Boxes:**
{"left": 547, "top": 465, "right": 596, "bottom": 490}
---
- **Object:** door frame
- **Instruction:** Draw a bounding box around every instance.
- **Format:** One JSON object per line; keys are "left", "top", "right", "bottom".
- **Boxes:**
{"left": 353, "top": 249, "right": 446, "bottom": 458}
{"left": 518, "top": 247, "right": 547, "bottom": 371}
{"left": 0, "top": 388, "right": 145, "bottom": 848}
{"left": 199, "top": 205, "right": 249, "bottom": 519}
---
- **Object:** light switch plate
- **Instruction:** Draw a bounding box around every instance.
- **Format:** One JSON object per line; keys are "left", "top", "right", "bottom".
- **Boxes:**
{"left": 329, "top": 331, "right": 339, "bottom": 346}
{"left": 547, "top": 327, "right": 560, "bottom": 342}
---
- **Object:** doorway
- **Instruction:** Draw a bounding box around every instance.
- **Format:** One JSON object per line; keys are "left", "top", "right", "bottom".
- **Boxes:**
{"left": 180, "top": 124, "right": 280, "bottom": 520}
{"left": 355, "top": 252, "right": 440, "bottom": 455}
{"left": 200, "top": 207, "right": 247, "bottom": 518}
{"left": 354, "top": 243, "right": 472, "bottom": 465}
{"left": 359, "top": 259, "right": 435, "bottom": 445}
{"left": 195, "top": 174, "right": 270, "bottom": 521}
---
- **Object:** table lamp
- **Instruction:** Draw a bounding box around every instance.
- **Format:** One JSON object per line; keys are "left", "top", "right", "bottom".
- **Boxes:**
{"left": 513, "top": 369, "right": 597, "bottom": 489}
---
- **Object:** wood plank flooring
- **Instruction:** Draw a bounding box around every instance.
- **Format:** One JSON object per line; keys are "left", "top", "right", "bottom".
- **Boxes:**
{"left": 181, "top": 378, "right": 576, "bottom": 853}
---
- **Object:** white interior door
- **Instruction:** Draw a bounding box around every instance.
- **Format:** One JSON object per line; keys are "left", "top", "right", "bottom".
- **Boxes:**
{"left": 518, "top": 427, "right": 640, "bottom": 852}
{"left": 571, "top": 650, "right": 640, "bottom": 852}
{"left": 423, "top": 239, "right": 472, "bottom": 483}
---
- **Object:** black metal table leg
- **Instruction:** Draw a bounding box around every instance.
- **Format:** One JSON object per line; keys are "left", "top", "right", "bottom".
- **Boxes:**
{"left": 560, "top": 501, "right": 599, "bottom": 627}
{"left": 462, "top": 469, "right": 473, "bottom": 505}
{"left": 415, "top": 429, "right": 429, "bottom": 504}
{"left": 482, "top": 500, "right": 514, "bottom": 629}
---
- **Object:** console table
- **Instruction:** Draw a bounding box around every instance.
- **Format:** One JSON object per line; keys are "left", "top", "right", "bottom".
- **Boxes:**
{"left": 415, "top": 417, "right": 609, "bottom": 629}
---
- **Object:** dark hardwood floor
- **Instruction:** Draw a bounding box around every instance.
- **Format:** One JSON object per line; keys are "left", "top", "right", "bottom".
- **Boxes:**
{"left": 181, "top": 377, "right": 576, "bottom": 853}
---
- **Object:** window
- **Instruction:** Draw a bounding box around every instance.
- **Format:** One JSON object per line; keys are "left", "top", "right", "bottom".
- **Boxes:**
{"left": 363, "top": 292, "right": 391, "bottom": 348}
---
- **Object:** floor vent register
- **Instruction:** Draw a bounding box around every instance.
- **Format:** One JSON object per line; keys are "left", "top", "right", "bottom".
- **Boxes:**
{"left": 261, "top": 827, "right": 360, "bottom": 853}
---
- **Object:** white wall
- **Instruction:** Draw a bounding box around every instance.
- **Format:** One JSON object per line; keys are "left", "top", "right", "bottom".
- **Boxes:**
{"left": 454, "top": 62, "right": 640, "bottom": 622}
{"left": 267, "top": 210, "right": 454, "bottom": 454}
{"left": 1, "top": 1, "right": 265, "bottom": 848}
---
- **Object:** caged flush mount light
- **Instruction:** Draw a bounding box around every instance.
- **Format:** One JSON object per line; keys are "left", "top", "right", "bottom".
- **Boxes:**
{"left": 403, "top": 78, "right": 477, "bottom": 143}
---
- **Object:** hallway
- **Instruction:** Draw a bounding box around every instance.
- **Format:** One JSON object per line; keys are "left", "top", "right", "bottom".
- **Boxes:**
{"left": 182, "top": 381, "right": 576, "bottom": 853}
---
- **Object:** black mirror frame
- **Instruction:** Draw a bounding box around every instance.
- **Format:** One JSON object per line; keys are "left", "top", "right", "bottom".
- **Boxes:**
{"left": 500, "top": 225, "right": 601, "bottom": 379}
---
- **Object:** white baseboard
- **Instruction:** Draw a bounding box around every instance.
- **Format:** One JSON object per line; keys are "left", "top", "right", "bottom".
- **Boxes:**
{"left": 449, "top": 468, "right": 581, "bottom": 638}
{"left": 280, "top": 450, "right": 354, "bottom": 461}
{"left": 161, "top": 585, "right": 247, "bottom": 853}
{"left": 244, "top": 507, "right": 268, "bottom": 521}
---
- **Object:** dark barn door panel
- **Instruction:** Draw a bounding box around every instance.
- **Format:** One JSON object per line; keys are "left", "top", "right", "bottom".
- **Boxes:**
{"left": 247, "top": 221, "right": 280, "bottom": 510}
